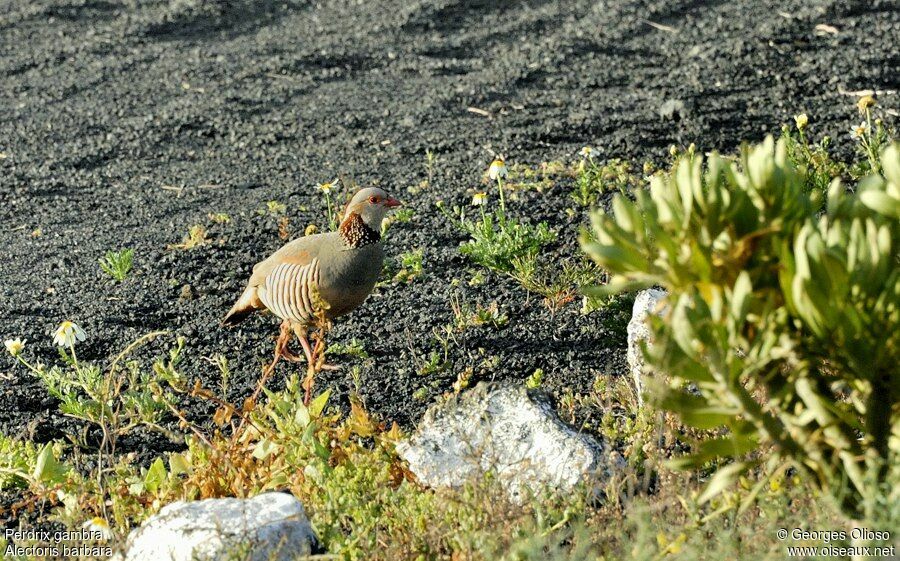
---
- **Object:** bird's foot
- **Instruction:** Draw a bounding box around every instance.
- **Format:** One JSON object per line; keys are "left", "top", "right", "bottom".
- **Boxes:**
{"left": 278, "top": 347, "right": 306, "bottom": 363}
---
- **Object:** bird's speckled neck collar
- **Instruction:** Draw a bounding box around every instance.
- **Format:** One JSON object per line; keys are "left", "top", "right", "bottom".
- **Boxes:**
{"left": 339, "top": 212, "right": 381, "bottom": 248}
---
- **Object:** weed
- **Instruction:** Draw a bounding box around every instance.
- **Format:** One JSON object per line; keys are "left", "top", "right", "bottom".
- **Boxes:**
{"left": 440, "top": 158, "right": 557, "bottom": 280}
{"left": 277, "top": 215, "right": 291, "bottom": 240}
{"left": 261, "top": 200, "right": 286, "bottom": 216}
{"left": 425, "top": 148, "right": 437, "bottom": 187}
{"left": 450, "top": 294, "right": 508, "bottom": 331}
{"left": 420, "top": 350, "right": 449, "bottom": 376}
{"left": 99, "top": 249, "right": 134, "bottom": 282}
{"left": 452, "top": 366, "right": 474, "bottom": 393}
{"left": 327, "top": 338, "right": 370, "bottom": 361}
{"left": 392, "top": 249, "right": 424, "bottom": 284}
{"left": 0, "top": 435, "right": 68, "bottom": 492}
{"left": 510, "top": 255, "right": 604, "bottom": 313}
{"left": 168, "top": 225, "right": 210, "bottom": 250}
{"left": 440, "top": 198, "right": 556, "bottom": 278}
{"left": 14, "top": 331, "right": 183, "bottom": 443}
{"left": 525, "top": 368, "right": 543, "bottom": 389}
{"left": 571, "top": 155, "right": 641, "bottom": 207}
{"left": 207, "top": 212, "right": 231, "bottom": 224}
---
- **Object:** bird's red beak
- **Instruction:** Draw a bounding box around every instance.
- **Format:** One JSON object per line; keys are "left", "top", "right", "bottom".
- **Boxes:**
{"left": 384, "top": 197, "right": 402, "bottom": 208}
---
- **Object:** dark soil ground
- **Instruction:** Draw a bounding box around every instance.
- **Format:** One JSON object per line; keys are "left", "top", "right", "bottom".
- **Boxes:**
{"left": 1, "top": 0, "right": 898, "bottom": 466}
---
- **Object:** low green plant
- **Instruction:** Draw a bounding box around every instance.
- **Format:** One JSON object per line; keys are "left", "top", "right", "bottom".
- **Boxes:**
{"left": 450, "top": 293, "right": 508, "bottom": 331}
{"left": 781, "top": 115, "right": 845, "bottom": 194}
{"left": 525, "top": 368, "right": 543, "bottom": 389}
{"left": 440, "top": 160, "right": 556, "bottom": 281}
{"left": 21, "top": 335, "right": 182, "bottom": 440}
{"left": 392, "top": 249, "right": 424, "bottom": 284}
{"left": 207, "top": 212, "right": 231, "bottom": 224}
{"left": 260, "top": 200, "right": 286, "bottom": 216}
{"left": 0, "top": 434, "right": 68, "bottom": 491}
{"left": 168, "top": 225, "right": 210, "bottom": 250}
{"left": 571, "top": 155, "right": 641, "bottom": 207}
{"left": 443, "top": 201, "right": 556, "bottom": 276}
{"left": 582, "top": 135, "right": 900, "bottom": 520}
{"left": 511, "top": 255, "right": 604, "bottom": 313}
{"left": 99, "top": 249, "right": 134, "bottom": 282}
{"left": 327, "top": 338, "right": 369, "bottom": 360}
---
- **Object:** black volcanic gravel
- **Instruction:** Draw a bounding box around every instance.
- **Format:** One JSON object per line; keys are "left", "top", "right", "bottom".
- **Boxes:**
{"left": 0, "top": 0, "right": 898, "bottom": 455}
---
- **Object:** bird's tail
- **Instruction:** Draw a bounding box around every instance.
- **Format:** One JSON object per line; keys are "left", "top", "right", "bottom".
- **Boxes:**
{"left": 222, "top": 286, "right": 261, "bottom": 327}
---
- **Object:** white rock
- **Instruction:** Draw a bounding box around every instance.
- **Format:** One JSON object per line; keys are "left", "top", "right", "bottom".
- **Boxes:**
{"left": 397, "top": 383, "right": 613, "bottom": 502}
{"left": 114, "top": 492, "right": 317, "bottom": 561}
{"left": 626, "top": 288, "right": 668, "bottom": 406}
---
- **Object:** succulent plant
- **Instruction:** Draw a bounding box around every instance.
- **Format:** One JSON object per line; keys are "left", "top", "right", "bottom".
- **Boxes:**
{"left": 582, "top": 138, "right": 899, "bottom": 519}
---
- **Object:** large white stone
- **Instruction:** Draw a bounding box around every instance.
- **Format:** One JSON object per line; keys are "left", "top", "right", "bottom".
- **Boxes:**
{"left": 397, "top": 383, "right": 613, "bottom": 501}
{"left": 114, "top": 492, "right": 317, "bottom": 561}
{"left": 626, "top": 288, "right": 668, "bottom": 406}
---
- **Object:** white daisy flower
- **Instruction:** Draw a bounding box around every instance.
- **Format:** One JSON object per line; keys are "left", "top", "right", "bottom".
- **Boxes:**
{"left": 53, "top": 321, "right": 86, "bottom": 347}
{"left": 793, "top": 114, "right": 808, "bottom": 130}
{"left": 852, "top": 122, "right": 869, "bottom": 137}
{"left": 471, "top": 192, "right": 488, "bottom": 206}
{"left": 4, "top": 338, "right": 25, "bottom": 357}
{"left": 318, "top": 179, "right": 338, "bottom": 194}
{"left": 579, "top": 146, "right": 596, "bottom": 158}
{"left": 487, "top": 158, "right": 508, "bottom": 180}
{"left": 82, "top": 517, "right": 113, "bottom": 541}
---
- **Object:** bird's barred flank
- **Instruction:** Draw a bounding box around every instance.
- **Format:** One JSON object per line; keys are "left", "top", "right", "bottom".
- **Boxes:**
{"left": 260, "top": 260, "right": 321, "bottom": 322}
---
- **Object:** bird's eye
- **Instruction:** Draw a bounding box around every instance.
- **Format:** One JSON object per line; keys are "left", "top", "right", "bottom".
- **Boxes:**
{"left": 369, "top": 196, "right": 380, "bottom": 204}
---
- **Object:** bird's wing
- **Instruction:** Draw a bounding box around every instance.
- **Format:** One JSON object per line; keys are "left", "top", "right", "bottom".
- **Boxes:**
{"left": 247, "top": 235, "right": 322, "bottom": 288}
{"left": 257, "top": 258, "right": 322, "bottom": 322}
{"left": 223, "top": 234, "right": 332, "bottom": 326}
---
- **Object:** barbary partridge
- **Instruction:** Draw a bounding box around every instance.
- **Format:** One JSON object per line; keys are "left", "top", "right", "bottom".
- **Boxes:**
{"left": 223, "top": 187, "right": 400, "bottom": 381}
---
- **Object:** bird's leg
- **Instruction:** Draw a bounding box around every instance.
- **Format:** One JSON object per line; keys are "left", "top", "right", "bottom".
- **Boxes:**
{"left": 295, "top": 326, "right": 343, "bottom": 406}
{"left": 295, "top": 329, "right": 316, "bottom": 368}
{"left": 294, "top": 327, "right": 317, "bottom": 406}
{"left": 275, "top": 319, "right": 305, "bottom": 363}
{"left": 312, "top": 338, "right": 341, "bottom": 371}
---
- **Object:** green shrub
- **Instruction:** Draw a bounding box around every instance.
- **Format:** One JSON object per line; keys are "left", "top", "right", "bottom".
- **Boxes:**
{"left": 571, "top": 157, "right": 641, "bottom": 207}
{"left": 99, "top": 248, "right": 134, "bottom": 281}
{"left": 582, "top": 137, "right": 899, "bottom": 520}
{"left": 0, "top": 435, "right": 68, "bottom": 491}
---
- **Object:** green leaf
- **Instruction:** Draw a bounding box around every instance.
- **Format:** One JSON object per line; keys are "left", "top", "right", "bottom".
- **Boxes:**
{"left": 308, "top": 389, "right": 332, "bottom": 419}
{"left": 252, "top": 438, "right": 279, "bottom": 460}
{"left": 32, "top": 444, "right": 67, "bottom": 485}
{"left": 168, "top": 453, "right": 191, "bottom": 477}
{"left": 661, "top": 393, "right": 737, "bottom": 429}
{"left": 698, "top": 461, "right": 754, "bottom": 504}
{"left": 294, "top": 403, "right": 311, "bottom": 428}
{"left": 730, "top": 271, "right": 752, "bottom": 325}
{"left": 581, "top": 278, "right": 652, "bottom": 298}
{"left": 859, "top": 190, "right": 900, "bottom": 218}
{"left": 144, "top": 457, "right": 167, "bottom": 494}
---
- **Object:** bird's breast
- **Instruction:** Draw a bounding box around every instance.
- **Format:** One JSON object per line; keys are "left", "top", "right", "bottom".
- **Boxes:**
{"left": 318, "top": 244, "right": 383, "bottom": 317}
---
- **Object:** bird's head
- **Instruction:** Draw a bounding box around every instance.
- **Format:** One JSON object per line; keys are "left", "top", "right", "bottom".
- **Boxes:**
{"left": 341, "top": 187, "right": 401, "bottom": 231}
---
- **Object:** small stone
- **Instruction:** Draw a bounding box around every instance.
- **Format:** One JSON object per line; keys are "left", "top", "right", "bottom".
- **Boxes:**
{"left": 626, "top": 289, "right": 668, "bottom": 406}
{"left": 114, "top": 493, "right": 318, "bottom": 561}
{"left": 397, "top": 382, "right": 615, "bottom": 502}
{"left": 659, "top": 99, "right": 687, "bottom": 121}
